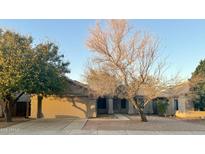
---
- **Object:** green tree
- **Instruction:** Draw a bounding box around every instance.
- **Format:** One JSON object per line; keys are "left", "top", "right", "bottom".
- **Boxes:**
{"left": 193, "top": 59, "right": 205, "bottom": 76}
{"left": 0, "top": 29, "right": 33, "bottom": 122}
{"left": 0, "top": 29, "right": 70, "bottom": 122}
{"left": 191, "top": 59, "right": 205, "bottom": 110}
{"left": 20, "top": 42, "right": 70, "bottom": 118}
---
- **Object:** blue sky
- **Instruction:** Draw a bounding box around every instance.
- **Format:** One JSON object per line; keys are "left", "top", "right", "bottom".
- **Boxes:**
{"left": 0, "top": 19, "right": 204, "bottom": 81}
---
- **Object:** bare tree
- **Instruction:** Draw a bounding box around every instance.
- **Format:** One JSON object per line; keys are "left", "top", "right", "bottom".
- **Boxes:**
{"left": 85, "top": 20, "right": 179, "bottom": 122}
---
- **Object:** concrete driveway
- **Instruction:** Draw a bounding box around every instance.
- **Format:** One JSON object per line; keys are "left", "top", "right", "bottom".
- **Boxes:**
{"left": 1, "top": 115, "right": 205, "bottom": 135}
{"left": 0, "top": 118, "right": 88, "bottom": 135}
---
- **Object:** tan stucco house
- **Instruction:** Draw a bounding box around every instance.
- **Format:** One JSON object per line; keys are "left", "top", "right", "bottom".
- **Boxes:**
{"left": 0, "top": 79, "right": 197, "bottom": 119}
{"left": 30, "top": 80, "right": 193, "bottom": 118}
{"left": 28, "top": 79, "right": 143, "bottom": 118}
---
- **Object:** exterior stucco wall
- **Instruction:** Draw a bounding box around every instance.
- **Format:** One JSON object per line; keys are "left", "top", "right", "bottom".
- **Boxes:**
{"left": 144, "top": 103, "right": 153, "bottom": 114}
{"left": 166, "top": 98, "right": 176, "bottom": 116}
{"left": 178, "top": 96, "right": 186, "bottom": 112}
{"left": 30, "top": 96, "right": 97, "bottom": 119}
{"left": 143, "top": 98, "right": 176, "bottom": 116}
{"left": 178, "top": 95, "right": 194, "bottom": 113}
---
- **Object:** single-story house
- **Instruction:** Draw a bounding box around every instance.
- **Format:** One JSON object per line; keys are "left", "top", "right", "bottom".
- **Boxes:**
{"left": 0, "top": 79, "right": 197, "bottom": 119}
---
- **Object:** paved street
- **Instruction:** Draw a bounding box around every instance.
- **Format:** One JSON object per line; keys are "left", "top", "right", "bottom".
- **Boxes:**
{"left": 1, "top": 115, "right": 205, "bottom": 134}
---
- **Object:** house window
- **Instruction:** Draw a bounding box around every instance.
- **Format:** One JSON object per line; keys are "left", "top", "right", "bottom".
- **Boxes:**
{"left": 174, "top": 99, "right": 179, "bottom": 110}
{"left": 121, "top": 99, "right": 126, "bottom": 109}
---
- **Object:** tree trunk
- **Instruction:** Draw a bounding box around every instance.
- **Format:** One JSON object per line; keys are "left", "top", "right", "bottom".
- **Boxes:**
{"left": 3, "top": 102, "right": 12, "bottom": 122}
{"left": 137, "top": 107, "right": 148, "bottom": 122}
{"left": 1, "top": 93, "right": 24, "bottom": 122}
{"left": 37, "top": 95, "right": 43, "bottom": 118}
{"left": 25, "top": 101, "right": 30, "bottom": 118}
{"left": 129, "top": 98, "right": 148, "bottom": 122}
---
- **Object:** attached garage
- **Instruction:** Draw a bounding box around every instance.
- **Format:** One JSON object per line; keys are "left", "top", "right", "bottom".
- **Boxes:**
{"left": 30, "top": 95, "right": 96, "bottom": 118}
{"left": 29, "top": 79, "right": 97, "bottom": 119}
